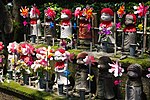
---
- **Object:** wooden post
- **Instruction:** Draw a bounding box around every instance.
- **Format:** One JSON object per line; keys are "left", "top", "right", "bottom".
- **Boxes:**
{"left": 143, "top": 14, "right": 147, "bottom": 52}
{"left": 114, "top": 12, "right": 117, "bottom": 55}
{"left": 92, "top": 13, "right": 97, "bottom": 45}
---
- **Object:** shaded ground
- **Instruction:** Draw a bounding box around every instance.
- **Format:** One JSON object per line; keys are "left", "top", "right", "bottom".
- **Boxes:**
{"left": 0, "top": 91, "right": 20, "bottom": 100}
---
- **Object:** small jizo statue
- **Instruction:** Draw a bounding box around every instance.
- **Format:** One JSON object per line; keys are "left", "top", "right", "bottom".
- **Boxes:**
{"left": 125, "top": 63, "right": 144, "bottom": 100}
{"left": 44, "top": 7, "right": 56, "bottom": 45}
{"left": 98, "top": 8, "right": 115, "bottom": 52}
{"left": 74, "top": 5, "right": 93, "bottom": 46}
{"left": 73, "top": 52, "right": 89, "bottom": 97}
{"left": 123, "top": 14, "right": 137, "bottom": 51}
{"left": 60, "top": 9, "right": 72, "bottom": 49}
{"left": 29, "top": 5, "right": 41, "bottom": 43}
{"left": 96, "top": 56, "right": 115, "bottom": 100}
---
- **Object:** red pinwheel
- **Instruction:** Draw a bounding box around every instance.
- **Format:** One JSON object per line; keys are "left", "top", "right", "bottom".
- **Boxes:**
{"left": 134, "top": 3, "right": 149, "bottom": 17}
{"left": 83, "top": 55, "right": 96, "bottom": 65}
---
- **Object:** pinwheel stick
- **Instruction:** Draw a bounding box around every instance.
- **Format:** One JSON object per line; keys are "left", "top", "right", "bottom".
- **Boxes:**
{"left": 88, "top": 55, "right": 92, "bottom": 99}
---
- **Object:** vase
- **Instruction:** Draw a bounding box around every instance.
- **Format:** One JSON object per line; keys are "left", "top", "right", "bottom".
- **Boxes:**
{"left": 130, "top": 44, "right": 137, "bottom": 56}
{"left": 79, "top": 89, "right": 85, "bottom": 100}
{"left": 8, "top": 71, "right": 13, "bottom": 79}
{"left": 23, "top": 73, "right": 29, "bottom": 85}
{"left": 58, "top": 84, "right": 64, "bottom": 95}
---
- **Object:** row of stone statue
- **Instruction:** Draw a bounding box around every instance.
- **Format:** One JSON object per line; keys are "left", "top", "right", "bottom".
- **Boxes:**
{"left": 25, "top": 5, "right": 137, "bottom": 52}
{"left": 54, "top": 51, "right": 146, "bottom": 100}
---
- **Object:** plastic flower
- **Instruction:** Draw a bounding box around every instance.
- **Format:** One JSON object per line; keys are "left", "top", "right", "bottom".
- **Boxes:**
{"left": 36, "top": 47, "right": 47, "bottom": 59}
{"left": 98, "top": 28, "right": 111, "bottom": 35}
{"left": 87, "top": 74, "right": 94, "bottom": 81}
{"left": 0, "top": 42, "right": 4, "bottom": 52}
{"left": 134, "top": 3, "right": 149, "bottom": 17}
{"left": 116, "top": 22, "right": 121, "bottom": 29}
{"left": 138, "top": 23, "right": 143, "bottom": 31}
{"left": 114, "top": 80, "right": 122, "bottom": 85}
{"left": 108, "top": 60, "right": 124, "bottom": 77}
{"left": 74, "top": 7, "right": 82, "bottom": 18}
{"left": 18, "top": 43, "right": 35, "bottom": 55}
{"left": 117, "top": 5, "right": 125, "bottom": 18}
{"left": 23, "top": 20, "right": 28, "bottom": 26}
{"left": 20, "top": 6, "right": 29, "bottom": 18}
{"left": 7, "top": 41, "right": 19, "bottom": 54}
{"left": 44, "top": 7, "right": 56, "bottom": 20}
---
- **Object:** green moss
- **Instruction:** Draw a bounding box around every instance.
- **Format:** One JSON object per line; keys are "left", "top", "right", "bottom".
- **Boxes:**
{"left": 0, "top": 81, "right": 66, "bottom": 100}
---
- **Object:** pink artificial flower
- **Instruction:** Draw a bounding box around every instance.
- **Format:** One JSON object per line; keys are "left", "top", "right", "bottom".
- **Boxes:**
{"left": 23, "top": 20, "right": 28, "bottom": 26}
{"left": 114, "top": 80, "right": 122, "bottom": 85}
{"left": 0, "top": 42, "right": 4, "bottom": 52}
{"left": 116, "top": 22, "right": 121, "bottom": 29}
{"left": 87, "top": 24, "right": 91, "bottom": 31}
{"left": 40, "top": 59, "right": 48, "bottom": 66}
{"left": 74, "top": 7, "right": 82, "bottom": 18}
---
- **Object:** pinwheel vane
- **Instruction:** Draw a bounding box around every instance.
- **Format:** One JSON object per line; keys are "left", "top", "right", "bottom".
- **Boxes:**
{"left": 146, "top": 68, "right": 150, "bottom": 78}
{"left": 108, "top": 60, "right": 124, "bottom": 77}
{"left": 134, "top": 3, "right": 149, "bottom": 17}
{"left": 117, "top": 5, "right": 126, "bottom": 18}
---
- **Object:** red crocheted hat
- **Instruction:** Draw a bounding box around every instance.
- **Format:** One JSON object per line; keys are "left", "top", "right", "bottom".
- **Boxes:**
{"left": 101, "top": 8, "right": 114, "bottom": 16}
{"left": 61, "top": 9, "right": 72, "bottom": 19}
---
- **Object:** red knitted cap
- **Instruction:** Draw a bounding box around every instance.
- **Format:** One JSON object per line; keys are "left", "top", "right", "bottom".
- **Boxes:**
{"left": 61, "top": 9, "right": 72, "bottom": 18}
{"left": 101, "top": 8, "right": 114, "bottom": 16}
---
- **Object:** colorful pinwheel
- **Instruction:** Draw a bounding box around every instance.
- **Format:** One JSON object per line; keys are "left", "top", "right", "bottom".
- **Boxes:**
{"left": 83, "top": 55, "right": 96, "bottom": 65}
{"left": 87, "top": 74, "right": 94, "bottom": 81}
{"left": 108, "top": 60, "right": 124, "bottom": 77}
{"left": 134, "top": 3, "right": 149, "bottom": 17}
{"left": 74, "top": 7, "right": 82, "bottom": 18}
{"left": 20, "top": 6, "right": 29, "bottom": 18}
{"left": 44, "top": 7, "right": 56, "bottom": 20}
{"left": 7, "top": 41, "right": 19, "bottom": 54}
{"left": 116, "top": 22, "right": 121, "bottom": 29}
{"left": 117, "top": 5, "right": 125, "bottom": 18}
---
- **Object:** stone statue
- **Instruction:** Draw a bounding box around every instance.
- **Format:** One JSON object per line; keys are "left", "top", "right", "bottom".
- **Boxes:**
{"left": 125, "top": 63, "right": 144, "bottom": 100}
{"left": 29, "top": 5, "right": 41, "bottom": 43}
{"left": 44, "top": 7, "right": 56, "bottom": 45}
{"left": 72, "top": 52, "right": 89, "bottom": 97}
{"left": 74, "top": 6, "right": 93, "bottom": 47}
{"left": 123, "top": 14, "right": 137, "bottom": 51}
{"left": 54, "top": 48, "right": 70, "bottom": 93}
{"left": 96, "top": 56, "right": 115, "bottom": 99}
{"left": 98, "top": 8, "right": 115, "bottom": 52}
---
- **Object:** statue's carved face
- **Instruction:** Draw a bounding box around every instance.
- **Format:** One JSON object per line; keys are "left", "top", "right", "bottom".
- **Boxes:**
{"left": 125, "top": 15, "right": 134, "bottom": 25}
{"left": 127, "top": 64, "right": 142, "bottom": 79}
{"left": 101, "top": 13, "right": 112, "bottom": 21}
